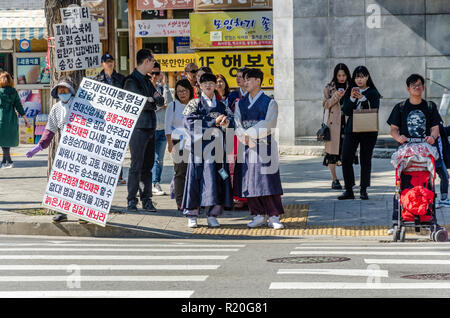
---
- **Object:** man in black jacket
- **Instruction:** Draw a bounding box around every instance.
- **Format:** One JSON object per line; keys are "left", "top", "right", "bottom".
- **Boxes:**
{"left": 123, "top": 49, "right": 165, "bottom": 212}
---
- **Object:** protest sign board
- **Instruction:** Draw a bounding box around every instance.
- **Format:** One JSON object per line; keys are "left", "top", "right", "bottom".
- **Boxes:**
{"left": 42, "top": 78, "right": 146, "bottom": 226}
{"left": 54, "top": 7, "right": 101, "bottom": 72}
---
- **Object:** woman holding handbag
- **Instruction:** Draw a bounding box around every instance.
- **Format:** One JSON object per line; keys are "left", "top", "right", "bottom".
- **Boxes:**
{"left": 322, "top": 63, "right": 351, "bottom": 190}
{"left": 338, "top": 66, "right": 381, "bottom": 200}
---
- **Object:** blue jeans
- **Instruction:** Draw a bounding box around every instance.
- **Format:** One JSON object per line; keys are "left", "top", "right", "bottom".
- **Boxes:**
{"left": 435, "top": 158, "right": 449, "bottom": 199}
{"left": 152, "top": 130, "right": 167, "bottom": 184}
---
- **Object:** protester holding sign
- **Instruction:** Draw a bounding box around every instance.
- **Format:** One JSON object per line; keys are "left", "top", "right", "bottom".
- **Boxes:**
{"left": 26, "top": 77, "right": 81, "bottom": 223}
{"left": 123, "top": 49, "right": 165, "bottom": 213}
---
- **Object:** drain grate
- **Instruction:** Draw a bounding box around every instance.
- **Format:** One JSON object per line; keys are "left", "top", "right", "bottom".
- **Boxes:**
{"left": 267, "top": 256, "right": 351, "bottom": 264}
{"left": 402, "top": 273, "right": 450, "bottom": 280}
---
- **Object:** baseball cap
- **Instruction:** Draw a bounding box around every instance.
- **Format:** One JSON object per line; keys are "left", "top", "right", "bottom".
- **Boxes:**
{"left": 101, "top": 53, "right": 114, "bottom": 63}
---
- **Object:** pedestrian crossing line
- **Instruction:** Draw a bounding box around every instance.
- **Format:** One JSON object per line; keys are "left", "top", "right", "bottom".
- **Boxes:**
{"left": 295, "top": 246, "right": 450, "bottom": 250}
{"left": 269, "top": 282, "right": 450, "bottom": 290}
{"left": 0, "top": 244, "right": 247, "bottom": 248}
{"left": 365, "top": 259, "right": 450, "bottom": 265}
{"left": 0, "top": 248, "right": 241, "bottom": 252}
{"left": 0, "top": 276, "right": 209, "bottom": 282}
{"left": 0, "top": 255, "right": 229, "bottom": 260}
{"left": 0, "top": 265, "right": 221, "bottom": 270}
{"left": 0, "top": 290, "right": 194, "bottom": 298}
{"left": 290, "top": 251, "right": 450, "bottom": 256}
{"left": 277, "top": 269, "right": 389, "bottom": 277}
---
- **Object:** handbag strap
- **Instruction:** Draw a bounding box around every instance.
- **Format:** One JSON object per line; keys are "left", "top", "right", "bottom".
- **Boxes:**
{"left": 322, "top": 109, "right": 326, "bottom": 124}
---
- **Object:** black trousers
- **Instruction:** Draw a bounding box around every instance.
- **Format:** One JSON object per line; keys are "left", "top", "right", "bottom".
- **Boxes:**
{"left": 341, "top": 132, "right": 378, "bottom": 191}
{"left": 172, "top": 139, "right": 188, "bottom": 207}
{"left": 127, "top": 128, "right": 155, "bottom": 202}
{"left": 1, "top": 147, "right": 11, "bottom": 163}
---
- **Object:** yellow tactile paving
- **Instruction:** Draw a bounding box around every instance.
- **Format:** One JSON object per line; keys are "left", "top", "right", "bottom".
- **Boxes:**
{"left": 192, "top": 204, "right": 450, "bottom": 237}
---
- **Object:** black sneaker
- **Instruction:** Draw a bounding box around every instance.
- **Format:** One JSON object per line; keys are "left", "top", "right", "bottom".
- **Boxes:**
{"left": 338, "top": 190, "right": 355, "bottom": 200}
{"left": 127, "top": 199, "right": 138, "bottom": 212}
{"left": 143, "top": 200, "right": 157, "bottom": 212}
{"left": 332, "top": 180, "right": 342, "bottom": 190}
{"left": 52, "top": 213, "right": 68, "bottom": 223}
{"left": 360, "top": 188, "right": 369, "bottom": 200}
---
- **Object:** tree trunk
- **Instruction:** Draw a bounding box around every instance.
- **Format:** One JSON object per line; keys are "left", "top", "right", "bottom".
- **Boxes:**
{"left": 44, "top": 0, "right": 86, "bottom": 177}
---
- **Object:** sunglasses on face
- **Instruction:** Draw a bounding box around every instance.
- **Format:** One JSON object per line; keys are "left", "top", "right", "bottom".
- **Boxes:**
{"left": 151, "top": 72, "right": 160, "bottom": 76}
{"left": 189, "top": 69, "right": 198, "bottom": 74}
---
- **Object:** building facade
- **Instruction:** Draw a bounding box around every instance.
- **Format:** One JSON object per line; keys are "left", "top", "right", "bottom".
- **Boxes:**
{"left": 274, "top": 0, "right": 450, "bottom": 144}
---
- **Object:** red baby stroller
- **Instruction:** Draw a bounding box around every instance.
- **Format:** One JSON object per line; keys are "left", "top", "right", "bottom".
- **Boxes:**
{"left": 392, "top": 139, "right": 448, "bottom": 242}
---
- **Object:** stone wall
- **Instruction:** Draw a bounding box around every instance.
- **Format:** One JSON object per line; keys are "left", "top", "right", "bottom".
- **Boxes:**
{"left": 274, "top": 0, "right": 450, "bottom": 144}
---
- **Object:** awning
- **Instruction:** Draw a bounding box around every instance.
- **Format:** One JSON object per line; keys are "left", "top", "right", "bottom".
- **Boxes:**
{"left": 0, "top": 9, "right": 47, "bottom": 40}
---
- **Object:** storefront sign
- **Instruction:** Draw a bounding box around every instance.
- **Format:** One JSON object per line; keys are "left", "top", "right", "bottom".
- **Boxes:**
{"left": 17, "top": 56, "right": 50, "bottom": 85}
{"left": 155, "top": 51, "right": 274, "bottom": 88}
{"left": 196, "top": 51, "right": 274, "bottom": 88}
{"left": 190, "top": 11, "right": 272, "bottom": 49}
{"left": 136, "top": 19, "right": 190, "bottom": 38}
{"left": 53, "top": 17, "right": 101, "bottom": 71}
{"left": 137, "top": 0, "right": 194, "bottom": 10}
{"left": 42, "top": 78, "right": 146, "bottom": 226}
{"left": 194, "top": 0, "right": 272, "bottom": 10}
{"left": 19, "top": 39, "right": 31, "bottom": 52}
{"left": 154, "top": 53, "right": 196, "bottom": 72}
{"left": 81, "top": 0, "right": 108, "bottom": 40}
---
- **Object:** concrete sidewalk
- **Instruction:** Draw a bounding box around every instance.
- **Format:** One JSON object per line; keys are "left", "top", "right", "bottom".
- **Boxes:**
{"left": 1, "top": 143, "right": 448, "bottom": 239}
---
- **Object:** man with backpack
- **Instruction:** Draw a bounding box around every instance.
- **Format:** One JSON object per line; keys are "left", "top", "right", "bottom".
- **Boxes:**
{"left": 387, "top": 73, "right": 442, "bottom": 233}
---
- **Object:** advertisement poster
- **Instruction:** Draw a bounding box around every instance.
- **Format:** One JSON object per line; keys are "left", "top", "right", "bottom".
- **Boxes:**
{"left": 81, "top": 0, "right": 108, "bottom": 40}
{"left": 137, "top": 0, "right": 193, "bottom": 10}
{"left": 42, "top": 78, "right": 146, "bottom": 226}
{"left": 194, "top": 0, "right": 272, "bottom": 10}
{"left": 17, "top": 56, "right": 50, "bottom": 85}
{"left": 136, "top": 19, "right": 190, "bottom": 38}
{"left": 154, "top": 51, "right": 274, "bottom": 88}
{"left": 190, "top": 11, "right": 272, "bottom": 49}
{"left": 18, "top": 89, "right": 42, "bottom": 118}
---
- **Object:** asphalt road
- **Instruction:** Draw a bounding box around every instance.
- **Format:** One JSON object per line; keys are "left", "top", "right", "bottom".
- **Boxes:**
{"left": 0, "top": 235, "right": 450, "bottom": 300}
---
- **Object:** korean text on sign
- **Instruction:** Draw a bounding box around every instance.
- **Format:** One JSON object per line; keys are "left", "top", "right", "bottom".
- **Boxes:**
{"left": 42, "top": 78, "right": 146, "bottom": 226}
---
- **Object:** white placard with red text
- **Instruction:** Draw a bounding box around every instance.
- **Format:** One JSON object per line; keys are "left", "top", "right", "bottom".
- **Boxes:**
{"left": 42, "top": 78, "right": 146, "bottom": 226}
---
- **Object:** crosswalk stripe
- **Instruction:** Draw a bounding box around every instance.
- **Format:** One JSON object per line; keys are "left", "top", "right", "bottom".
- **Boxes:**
{"left": 0, "top": 276, "right": 208, "bottom": 282}
{"left": 0, "top": 255, "right": 229, "bottom": 260}
{"left": 365, "top": 259, "right": 450, "bottom": 265}
{"left": 0, "top": 290, "right": 194, "bottom": 298}
{"left": 0, "top": 265, "right": 221, "bottom": 270}
{"left": 295, "top": 246, "right": 449, "bottom": 250}
{"left": 290, "top": 251, "right": 450, "bottom": 256}
{"left": 269, "top": 282, "right": 450, "bottom": 290}
{"left": 0, "top": 248, "right": 240, "bottom": 252}
{"left": 277, "top": 269, "right": 389, "bottom": 277}
{"left": 0, "top": 243, "right": 246, "bottom": 248}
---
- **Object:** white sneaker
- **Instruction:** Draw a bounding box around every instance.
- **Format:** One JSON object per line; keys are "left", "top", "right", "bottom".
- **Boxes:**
{"left": 387, "top": 228, "right": 394, "bottom": 235}
{"left": 247, "top": 215, "right": 266, "bottom": 228}
{"left": 268, "top": 216, "right": 284, "bottom": 230}
{"left": 439, "top": 198, "right": 450, "bottom": 207}
{"left": 152, "top": 183, "right": 165, "bottom": 196}
{"left": 2, "top": 162, "right": 13, "bottom": 169}
{"left": 207, "top": 216, "right": 220, "bottom": 228}
{"left": 187, "top": 217, "right": 198, "bottom": 228}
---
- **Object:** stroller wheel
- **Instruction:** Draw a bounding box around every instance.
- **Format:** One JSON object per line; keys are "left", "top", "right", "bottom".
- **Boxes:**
{"left": 435, "top": 229, "right": 448, "bottom": 242}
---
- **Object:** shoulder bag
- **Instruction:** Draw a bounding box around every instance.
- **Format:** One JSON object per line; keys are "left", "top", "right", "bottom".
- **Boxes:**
{"left": 317, "top": 109, "right": 330, "bottom": 141}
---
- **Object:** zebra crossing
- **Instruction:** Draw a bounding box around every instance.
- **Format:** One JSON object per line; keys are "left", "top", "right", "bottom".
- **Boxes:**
{"left": 269, "top": 243, "right": 450, "bottom": 294}
{"left": 0, "top": 240, "right": 245, "bottom": 298}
